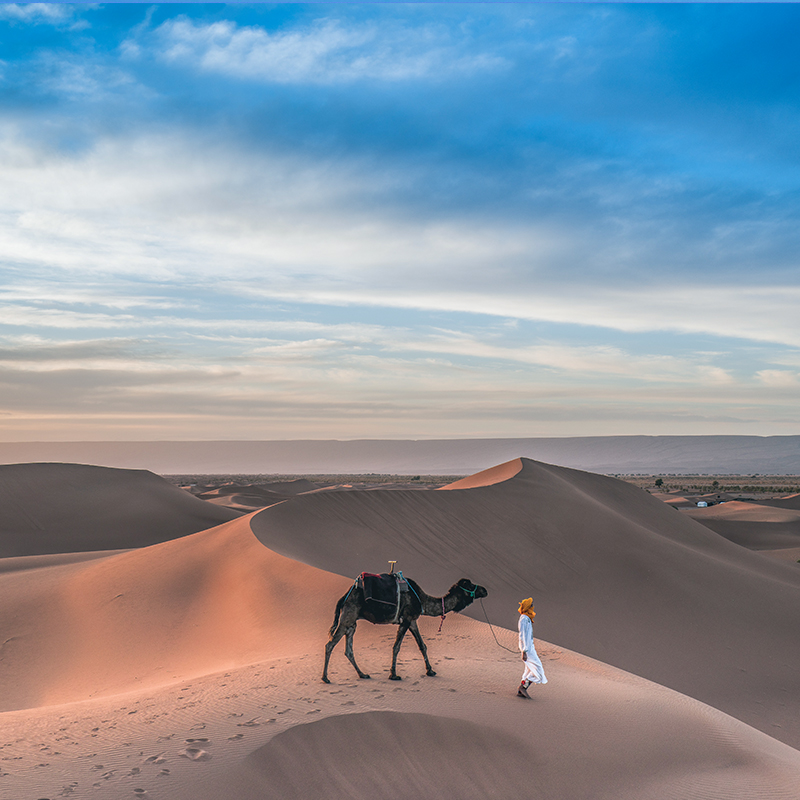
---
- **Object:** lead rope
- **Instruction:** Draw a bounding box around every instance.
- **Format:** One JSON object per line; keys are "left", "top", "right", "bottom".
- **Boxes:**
{"left": 479, "top": 598, "right": 517, "bottom": 654}
{"left": 438, "top": 596, "right": 446, "bottom": 632}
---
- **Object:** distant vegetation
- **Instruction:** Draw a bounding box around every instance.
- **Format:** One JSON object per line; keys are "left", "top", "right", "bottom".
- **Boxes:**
{"left": 163, "top": 472, "right": 800, "bottom": 497}
{"left": 620, "top": 475, "right": 800, "bottom": 495}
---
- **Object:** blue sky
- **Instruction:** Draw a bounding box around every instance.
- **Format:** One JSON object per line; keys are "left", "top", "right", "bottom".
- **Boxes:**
{"left": 1, "top": 2, "right": 799, "bottom": 440}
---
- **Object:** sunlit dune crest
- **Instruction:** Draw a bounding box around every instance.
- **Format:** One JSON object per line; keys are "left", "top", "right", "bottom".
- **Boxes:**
{"left": 437, "top": 457, "right": 523, "bottom": 489}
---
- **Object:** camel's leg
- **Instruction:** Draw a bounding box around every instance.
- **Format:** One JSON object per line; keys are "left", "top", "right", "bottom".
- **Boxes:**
{"left": 389, "top": 620, "right": 411, "bottom": 680}
{"left": 344, "top": 624, "right": 371, "bottom": 680}
{"left": 322, "top": 621, "right": 347, "bottom": 683}
{"left": 409, "top": 619, "right": 436, "bottom": 676}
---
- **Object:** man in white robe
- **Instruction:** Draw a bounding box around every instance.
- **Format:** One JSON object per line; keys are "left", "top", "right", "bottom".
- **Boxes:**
{"left": 518, "top": 597, "right": 547, "bottom": 698}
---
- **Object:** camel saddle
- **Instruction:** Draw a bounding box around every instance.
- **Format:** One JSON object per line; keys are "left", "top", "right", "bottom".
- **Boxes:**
{"left": 358, "top": 572, "right": 409, "bottom": 622}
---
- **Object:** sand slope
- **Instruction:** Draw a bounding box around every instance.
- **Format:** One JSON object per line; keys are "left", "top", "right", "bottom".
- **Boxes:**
{"left": 687, "top": 500, "right": 800, "bottom": 550}
{"left": 761, "top": 493, "right": 800, "bottom": 511}
{"left": 2, "top": 550, "right": 800, "bottom": 800}
{"left": 252, "top": 457, "right": 800, "bottom": 749}
{"left": 0, "top": 514, "right": 351, "bottom": 711}
{"left": 0, "top": 463, "right": 238, "bottom": 557}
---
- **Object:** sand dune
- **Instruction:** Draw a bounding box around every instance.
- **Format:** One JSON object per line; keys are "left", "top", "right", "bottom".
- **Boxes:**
{"left": 0, "top": 463, "right": 238, "bottom": 557}
{"left": 2, "top": 549, "right": 800, "bottom": 800}
{"left": 761, "top": 492, "right": 800, "bottom": 511}
{"left": 761, "top": 546, "right": 800, "bottom": 563}
{"left": 0, "top": 514, "right": 351, "bottom": 711}
{"left": 253, "top": 457, "right": 800, "bottom": 749}
{"left": 690, "top": 501, "right": 800, "bottom": 523}
{"left": 2, "top": 456, "right": 800, "bottom": 799}
{"left": 195, "top": 479, "right": 322, "bottom": 512}
{"left": 687, "top": 500, "right": 800, "bottom": 550}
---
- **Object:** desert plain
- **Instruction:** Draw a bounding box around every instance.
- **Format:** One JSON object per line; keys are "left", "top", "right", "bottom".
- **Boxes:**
{"left": 1, "top": 456, "right": 799, "bottom": 799}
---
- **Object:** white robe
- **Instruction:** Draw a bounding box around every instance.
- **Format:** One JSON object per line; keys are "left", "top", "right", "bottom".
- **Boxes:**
{"left": 518, "top": 614, "right": 547, "bottom": 685}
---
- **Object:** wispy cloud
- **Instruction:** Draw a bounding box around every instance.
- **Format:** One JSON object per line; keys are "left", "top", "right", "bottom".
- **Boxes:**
{"left": 124, "top": 16, "right": 506, "bottom": 84}
{"left": 0, "top": 4, "right": 78, "bottom": 25}
{"left": 3, "top": 127, "right": 800, "bottom": 352}
{"left": 757, "top": 369, "right": 800, "bottom": 388}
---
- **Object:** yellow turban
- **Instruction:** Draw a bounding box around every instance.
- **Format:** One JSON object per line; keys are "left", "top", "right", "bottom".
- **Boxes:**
{"left": 518, "top": 597, "right": 536, "bottom": 622}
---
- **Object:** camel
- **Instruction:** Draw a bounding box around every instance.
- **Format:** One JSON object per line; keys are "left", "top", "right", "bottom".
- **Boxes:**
{"left": 322, "top": 575, "right": 488, "bottom": 683}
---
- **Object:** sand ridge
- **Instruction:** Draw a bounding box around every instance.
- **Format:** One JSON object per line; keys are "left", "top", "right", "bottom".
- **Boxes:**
{"left": 437, "top": 457, "right": 523, "bottom": 489}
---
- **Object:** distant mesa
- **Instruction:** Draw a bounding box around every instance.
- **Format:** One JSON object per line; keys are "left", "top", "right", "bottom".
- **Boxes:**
{"left": 1, "top": 435, "right": 799, "bottom": 474}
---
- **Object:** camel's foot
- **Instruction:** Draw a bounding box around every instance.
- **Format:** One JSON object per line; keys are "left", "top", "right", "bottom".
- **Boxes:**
{"left": 358, "top": 673, "right": 371, "bottom": 680}
{"left": 389, "top": 675, "right": 402, "bottom": 681}
{"left": 321, "top": 676, "right": 331, "bottom": 684}
{"left": 425, "top": 669, "right": 437, "bottom": 677}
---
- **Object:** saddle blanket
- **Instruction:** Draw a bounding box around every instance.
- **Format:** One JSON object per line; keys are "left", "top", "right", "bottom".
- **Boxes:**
{"left": 358, "top": 572, "right": 409, "bottom": 613}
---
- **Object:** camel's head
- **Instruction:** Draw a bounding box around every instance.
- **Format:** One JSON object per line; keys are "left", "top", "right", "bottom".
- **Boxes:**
{"left": 451, "top": 578, "right": 488, "bottom": 611}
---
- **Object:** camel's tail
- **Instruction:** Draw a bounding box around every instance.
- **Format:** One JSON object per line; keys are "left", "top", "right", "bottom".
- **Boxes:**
{"left": 329, "top": 594, "right": 346, "bottom": 636}
{"left": 329, "top": 579, "right": 358, "bottom": 635}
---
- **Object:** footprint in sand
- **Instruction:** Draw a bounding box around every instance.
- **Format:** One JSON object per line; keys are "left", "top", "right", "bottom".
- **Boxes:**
{"left": 228, "top": 733, "right": 245, "bottom": 741}
{"left": 178, "top": 747, "right": 211, "bottom": 762}
{"left": 144, "top": 754, "right": 165, "bottom": 764}
{"left": 133, "top": 790, "right": 148, "bottom": 797}
{"left": 185, "top": 738, "right": 209, "bottom": 744}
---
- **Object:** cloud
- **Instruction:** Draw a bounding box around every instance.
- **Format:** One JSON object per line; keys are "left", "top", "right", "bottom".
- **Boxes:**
{"left": 756, "top": 369, "right": 799, "bottom": 388}
{"left": 2, "top": 127, "right": 800, "bottom": 354}
{"left": 34, "top": 57, "right": 143, "bottom": 101}
{"left": 125, "top": 16, "right": 506, "bottom": 84}
{"left": 0, "top": 337, "right": 154, "bottom": 364}
{"left": 0, "top": 4, "right": 76, "bottom": 24}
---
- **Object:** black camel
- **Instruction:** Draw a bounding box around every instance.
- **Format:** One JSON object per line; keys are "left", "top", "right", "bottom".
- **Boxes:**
{"left": 322, "top": 576, "right": 488, "bottom": 683}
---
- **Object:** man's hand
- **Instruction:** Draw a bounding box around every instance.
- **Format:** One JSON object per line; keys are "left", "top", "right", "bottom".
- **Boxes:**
{"left": 521, "top": 651, "right": 528, "bottom": 661}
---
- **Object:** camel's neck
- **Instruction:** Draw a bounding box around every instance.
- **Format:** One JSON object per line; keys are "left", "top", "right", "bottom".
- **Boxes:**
{"left": 419, "top": 588, "right": 466, "bottom": 617}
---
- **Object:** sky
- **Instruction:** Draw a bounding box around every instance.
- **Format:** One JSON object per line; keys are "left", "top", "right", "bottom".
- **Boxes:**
{"left": 1, "top": 2, "right": 799, "bottom": 441}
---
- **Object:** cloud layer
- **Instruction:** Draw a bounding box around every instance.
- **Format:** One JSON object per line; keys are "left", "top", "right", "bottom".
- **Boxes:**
{"left": 1, "top": 4, "right": 799, "bottom": 440}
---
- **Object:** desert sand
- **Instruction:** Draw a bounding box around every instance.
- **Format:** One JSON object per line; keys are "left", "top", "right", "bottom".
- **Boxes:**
{"left": 0, "top": 463, "right": 238, "bottom": 557}
{"left": 1, "top": 458, "right": 799, "bottom": 799}
{"left": 686, "top": 500, "right": 800, "bottom": 550}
